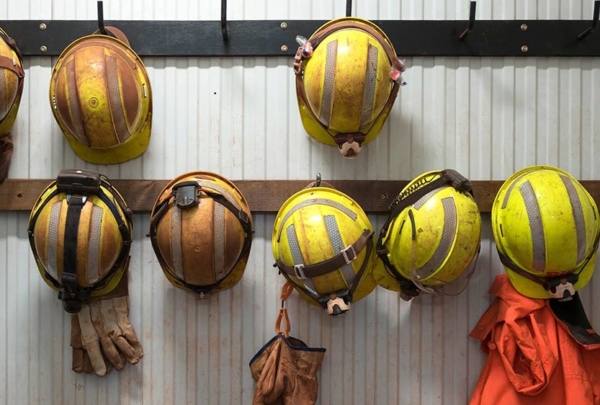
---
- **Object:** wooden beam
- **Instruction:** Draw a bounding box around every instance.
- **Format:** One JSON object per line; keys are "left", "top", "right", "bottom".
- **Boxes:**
{"left": 0, "top": 179, "right": 598, "bottom": 214}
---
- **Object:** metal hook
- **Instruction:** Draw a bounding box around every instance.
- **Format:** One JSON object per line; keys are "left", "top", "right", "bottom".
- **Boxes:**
{"left": 459, "top": 1, "right": 476, "bottom": 40}
{"left": 97, "top": 1, "right": 107, "bottom": 35}
{"left": 221, "top": 0, "right": 229, "bottom": 41}
{"left": 346, "top": 0, "right": 352, "bottom": 17}
{"left": 316, "top": 173, "right": 321, "bottom": 187}
{"left": 578, "top": 0, "right": 600, "bottom": 40}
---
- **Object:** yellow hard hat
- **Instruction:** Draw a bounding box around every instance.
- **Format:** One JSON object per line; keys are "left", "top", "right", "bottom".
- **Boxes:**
{"left": 28, "top": 169, "right": 132, "bottom": 313}
{"left": 0, "top": 27, "right": 24, "bottom": 137}
{"left": 492, "top": 165, "right": 600, "bottom": 299}
{"left": 149, "top": 172, "right": 253, "bottom": 296}
{"left": 375, "top": 170, "right": 481, "bottom": 300}
{"left": 49, "top": 27, "right": 152, "bottom": 164}
{"left": 294, "top": 18, "right": 405, "bottom": 158}
{"left": 272, "top": 182, "right": 377, "bottom": 316}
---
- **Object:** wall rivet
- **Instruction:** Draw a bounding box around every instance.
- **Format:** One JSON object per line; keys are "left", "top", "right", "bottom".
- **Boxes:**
{"left": 281, "top": 45, "right": 288, "bottom": 52}
{"left": 39, "top": 23, "right": 47, "bottom": 30}
{"left": 521, "top": 45, "right": 529, "bottom": 53}
{"left": 40, "top": 45, "right": 47, "bottom": 53}
{"left": 280, "top": 22, "right": 287, "bottom": 30}
{"left": 520, "top": 24, "right": 528, "bottom": 31}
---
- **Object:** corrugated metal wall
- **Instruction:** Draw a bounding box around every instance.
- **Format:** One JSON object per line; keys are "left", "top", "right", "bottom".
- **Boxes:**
{"left": 1, "top": 1, "right": 599, "bottom": 404}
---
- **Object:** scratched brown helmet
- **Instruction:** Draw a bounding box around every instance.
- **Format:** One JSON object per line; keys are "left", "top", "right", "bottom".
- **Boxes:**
{"left": 149, "top": 172, "right": 253, "bottom": 296}
{"left": 0, "top": 27, "right": 24, "bottom": 138}
{"left": 49, "top": 27, "right": 152, "bottom": 164}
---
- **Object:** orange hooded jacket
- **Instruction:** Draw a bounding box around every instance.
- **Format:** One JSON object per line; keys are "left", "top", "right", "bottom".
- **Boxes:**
{"left": 469, "top": 275, "right": 600, "bottom": 405}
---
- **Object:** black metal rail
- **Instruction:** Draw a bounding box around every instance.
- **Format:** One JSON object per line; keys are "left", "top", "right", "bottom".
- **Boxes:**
{"left": 2, "top": 19, "right": 600, "bottom": 57}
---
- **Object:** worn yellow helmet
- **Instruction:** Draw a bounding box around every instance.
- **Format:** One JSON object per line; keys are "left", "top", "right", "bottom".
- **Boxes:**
{"left": 492, "top": 165, "right": 600, "bottom": 299}
{"left": 49, "top": 27, "right": 152, "bottom": 164}
{"left": 294, "top": 18, "right": 405, "bottom": 158}
{"left": 272, "top": 182, "right": 377, "bottom": 316}
{"left": 0, "top": 27, "right": 24, "bottom": 137}
{"left": 149, "top": 172, "right": 253, "bottom": 296}
{"left": 375, "top": 170, "right": 481, "bottom": 300}
{"left": 28, "top": 169, "right": 132, "bottom": 313}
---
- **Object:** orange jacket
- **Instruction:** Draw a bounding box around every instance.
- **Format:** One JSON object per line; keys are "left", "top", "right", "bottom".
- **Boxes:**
{"left": 469, "top": 275, "right": 600, "bottom": 405}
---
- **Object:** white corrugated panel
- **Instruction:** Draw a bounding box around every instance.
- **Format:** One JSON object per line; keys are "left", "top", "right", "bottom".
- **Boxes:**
{"left": 1, "top": 0, "right": 599, "bottom": 404}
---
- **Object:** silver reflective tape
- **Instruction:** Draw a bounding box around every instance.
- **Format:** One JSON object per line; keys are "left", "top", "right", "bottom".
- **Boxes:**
{"left": 277, "top": 198, "right": 357, "bottom": 241}
{"left": 86, "top": 205, "right": 103, "bottom": 284}
{"left": 46, "top": 201, "right": 62, "bottom": 280}
{"left": 501, "top": 172, "right": 529, "bottom": 209}
{"left": 560, "top": 174, "right": 587, "bottom": 263}
{"left": 324, "top": 215, "right": 355, "bottom": 288}
{"left": 319, "top": 40, "right": 338, "bottom": 127}
{"left": 359, "top": 44, "right": 378, "bottom": 129}
{"left": 105, "top": 55, "right": 130, "bottom": 143}
{"left": 286, "top": 224, "right": 317, "bottom": 295}
{"left": 414, "top": 197, "right": 457, "bottom": 279}
{"left": 197, "top": 180, "right": 241, "bottom": 210}
{"left": 66, "top": 60, "right": 88, "bottom": 145}
{"left": 213, "top": 203, "right": 226, "bottom": 281}
{"left": 520, "top": 181, "right": 546, "bottom": 271}
{"left": 412, "top": 186, "right": 447, "bottom": 210}
{"left": 171, "top": 208, "right": 184, "bottom": 280}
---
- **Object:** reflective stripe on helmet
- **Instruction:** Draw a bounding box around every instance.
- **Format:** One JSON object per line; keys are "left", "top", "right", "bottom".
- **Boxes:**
{"left": 324, "top": 214, "right": 356, "bottom": 288}
{"left": 105, "top": 54, "right": 131, "bottom": 143}
{"left": 66, "top": 59, "right": 88, "bottom": 145}
{"left": 560, "top": 174, "right": 587, "bottom": 263}
{"left": 46, "top": 200, "right": 62, "bottom": 280}
{"left": 286, "top": 224, "right": 318, "bottom": 295}
{"left": 413, "top": 197, "right": 457, "bottom": 280}
{"left": 277, "top": 198, "right": 357, "bottom": 241}
{"left": 213, "top": 203, "right": 227, "bottom": 281}
{"left": 170, "top": 206, "right": 184, "bottom": 280}
{"left": 86, "top": 205, "right": 104, "bottom": 284}
{"left": 359, "top": 44, "right": 378, "bottom": 129}
{"left": 319, "top": 40, "right": 337, "bottom": 127}
{"left": 519, "top": 180, "right": 546, "bottom": 272}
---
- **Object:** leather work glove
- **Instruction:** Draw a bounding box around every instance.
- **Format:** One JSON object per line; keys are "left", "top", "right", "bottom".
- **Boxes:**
{"left": 0, "top": 134, "right": 13, "bottom": 184}
{"left": 250, "top": 282, "right": 326, "bottom": 405}
{"left": 250, "top": 335, "right": 326, "bottom": 405}
{"left": 69, "top": 273, "right": 143, "bottom": 376}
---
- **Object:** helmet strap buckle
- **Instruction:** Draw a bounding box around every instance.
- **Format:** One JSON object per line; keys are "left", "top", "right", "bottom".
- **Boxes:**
{"left": 545, "top": 274, "right": 578, "bottom": 300}
{"left": 341, "top": 245, "right": 357, "bottom": 265}
{"left": 293, "top": 264, "right": 307, "bottom": 280}
{"left": 322, "top": 291, "right": 351, "bottom": 316}
{"left": 59, "top": 273, "right": 89, "bottom": 314}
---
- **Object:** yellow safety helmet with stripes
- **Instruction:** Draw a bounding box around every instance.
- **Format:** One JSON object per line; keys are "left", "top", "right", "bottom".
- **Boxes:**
{"left": 293, "top": 18, "right": 405, "bottom": 158}
{"left": 492, "top": 165, "right": 600, "bottom": 299}
{"left": 375, "top": 170, "right": 482, "bottom": 300}
{"left": 272, "top": 180, "right": 377, "bottom": 316}
{"left": 149, "top": 172, "right": 253, "bottom": 296}
{"left": 0, "top": 27, "right": 24, "bottom": 138}
{"left": 49, "top": 26, "right": 152, "bottom": 164}
{"left": 28, "top": 169, "right": 132, "bottom": 313}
